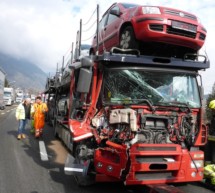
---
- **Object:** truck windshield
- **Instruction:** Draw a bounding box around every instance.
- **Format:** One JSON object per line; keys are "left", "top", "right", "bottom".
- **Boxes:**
{"left": 4, "top": 91, "right": 11, "bottom": 97}
{"left": 102, "top": 69, "right": 200, "bottom": 108}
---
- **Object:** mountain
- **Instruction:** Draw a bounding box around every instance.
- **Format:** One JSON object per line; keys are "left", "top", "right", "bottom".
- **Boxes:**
{"left": 0, "top": 53, "right": 47, "bottom": 92}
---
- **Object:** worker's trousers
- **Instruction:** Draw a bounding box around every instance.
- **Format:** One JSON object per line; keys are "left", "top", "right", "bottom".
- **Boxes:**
{"left": 18, "top": 119, "right": 28, "bottom": 134}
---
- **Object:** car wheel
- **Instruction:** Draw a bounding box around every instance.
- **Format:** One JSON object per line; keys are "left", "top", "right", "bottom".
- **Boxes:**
{"left": 120, "top": 26, "right": 139, "bottom": 50}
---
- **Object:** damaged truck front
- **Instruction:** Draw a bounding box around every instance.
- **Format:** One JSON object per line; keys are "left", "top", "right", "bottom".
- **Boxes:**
{"left": 51, "top": 50, "right": 209, "bottom": 186}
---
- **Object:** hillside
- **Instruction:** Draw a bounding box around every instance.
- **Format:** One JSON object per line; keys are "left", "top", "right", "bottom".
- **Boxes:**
{"left": 0, "top": 53, "right": 47, "bottom": 91}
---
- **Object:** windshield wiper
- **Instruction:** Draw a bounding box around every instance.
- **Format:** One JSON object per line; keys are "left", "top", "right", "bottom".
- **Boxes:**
{"left": 157, "top": 101, "right": 191, "bottom": 113}
{"left": 130, "top": 99, "right": 155, "bottom": 112}
{"left": 103, "top": 99, "right": 155, "bottom": 112}
{"left": 102, "top": 99, "right": 132, "bottom": 106}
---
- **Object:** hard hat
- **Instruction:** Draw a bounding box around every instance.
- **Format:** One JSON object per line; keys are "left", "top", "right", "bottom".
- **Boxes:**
{"left": 209, "top": 100, "right": 215, "bottom": 109}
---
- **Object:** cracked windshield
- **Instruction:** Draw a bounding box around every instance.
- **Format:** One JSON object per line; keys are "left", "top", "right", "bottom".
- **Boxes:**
{"left": 103, "top": 69, "right": 200, "bottom": 108}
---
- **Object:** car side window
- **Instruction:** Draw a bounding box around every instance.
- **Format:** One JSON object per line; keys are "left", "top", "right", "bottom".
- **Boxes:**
{"left": 107, "top": 6, "right": 120, "bottom": 25}
{"left": 99, "top": 13, "right": 108, "bottom": 30}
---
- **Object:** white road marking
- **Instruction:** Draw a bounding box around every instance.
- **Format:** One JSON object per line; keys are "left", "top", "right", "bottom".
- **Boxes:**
{"left": 39, "top": 140, "right": 49, "bottom": 161}
{"left": 1, "top": 113, "right": 5, "bottom": 115}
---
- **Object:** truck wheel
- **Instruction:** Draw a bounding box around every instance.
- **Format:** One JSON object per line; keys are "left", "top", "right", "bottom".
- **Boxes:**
{"left": 119, "top": 26, "right": 139, "bottom": 50}
{"left": 47, "top": 113, "right": 53, "bottom": 126}
{"left": 64, "top": 103, "right": 68, "bottom": 117}
{"left": 53, "top": 117, "right": 58, "bottom": 138}
{"left": 74, "top": 144, "right": 95, "bottom": 186}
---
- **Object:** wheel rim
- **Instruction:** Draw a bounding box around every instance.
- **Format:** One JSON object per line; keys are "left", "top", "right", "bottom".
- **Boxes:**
{"left": 120, "top": 30, "right": 131, "bottom": 49}
{"left": 64, "top": 104, "right": 67, "bottom": 115}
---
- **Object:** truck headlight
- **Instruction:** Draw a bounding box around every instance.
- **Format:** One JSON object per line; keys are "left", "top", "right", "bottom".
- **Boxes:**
{"left": 191, "top": 160, "right": 204, "bottom": 168}
{"left": 142, "top": 7, "right": 161, "bottom": 14}
{"left": 193, "top": 153, "right": 204, "bottom": 158}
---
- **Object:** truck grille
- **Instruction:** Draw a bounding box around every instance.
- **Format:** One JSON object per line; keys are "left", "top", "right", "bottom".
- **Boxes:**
{"left": 125, "top": 144, "right": 184, "bottom": 185}
{"left": 137, "top": 146, "right": 176, "bottom": 151}
{"left": 136, "top": 172, "right": 173, "bottom": 180}
{"left": 136, "top": 156, "right": 174, "bottom": 163}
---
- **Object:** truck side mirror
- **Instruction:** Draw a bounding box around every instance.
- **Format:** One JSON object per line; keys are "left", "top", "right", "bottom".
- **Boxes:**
{"left": 77, "top": 68, "right": 92, "bottom": 93}
{"left": 69, "top": 57, "right": 93, "bottom": 69}
{"left": 81, "top": 57, "right": 93, "bottom": 67}
{"left": 69, "top": 61, "right": 82, "bottom": 69}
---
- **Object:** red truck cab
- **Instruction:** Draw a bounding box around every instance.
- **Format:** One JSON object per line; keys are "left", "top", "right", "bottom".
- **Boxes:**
{"left": 46, "top": 49, "right": 209, "bottom": 186}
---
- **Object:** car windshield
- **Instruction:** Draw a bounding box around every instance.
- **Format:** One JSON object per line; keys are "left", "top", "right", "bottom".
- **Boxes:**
{"left": 102, "top": 68, "right": 200, "bottom": 108}
{"left": 121, "top": 3, "right": 138, "bottom": 9}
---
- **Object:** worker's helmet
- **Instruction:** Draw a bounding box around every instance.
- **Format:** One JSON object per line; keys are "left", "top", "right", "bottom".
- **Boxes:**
{"left": 209, "top": 100, "right": 215, "bottom": 109}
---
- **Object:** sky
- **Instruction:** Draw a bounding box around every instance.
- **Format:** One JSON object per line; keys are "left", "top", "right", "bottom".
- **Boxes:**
{"left": 0, "top": 0, "right": 214, "bottom": 94}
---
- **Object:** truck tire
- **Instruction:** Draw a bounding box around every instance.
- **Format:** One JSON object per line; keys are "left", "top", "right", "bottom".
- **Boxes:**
{"left": 74, "top": 171, "right": 95, "bottom": 187}
{"left": 53, "top": 117, "right": 58, "bottom": 138}
{"left": 64, "top": 103, "right": 68, "bottom": 117}
{"left": 74, "top": 144, "right": 95, "bottom": 186}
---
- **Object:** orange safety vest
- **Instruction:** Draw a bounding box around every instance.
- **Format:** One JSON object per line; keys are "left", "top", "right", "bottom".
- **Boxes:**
{"left": 33, "top": 102, "right": 48, "bottom": 129}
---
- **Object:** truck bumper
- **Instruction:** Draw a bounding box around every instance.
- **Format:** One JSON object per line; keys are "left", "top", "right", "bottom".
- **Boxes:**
{"left": 94, "top": 142, "right": 204, "bottom": 185}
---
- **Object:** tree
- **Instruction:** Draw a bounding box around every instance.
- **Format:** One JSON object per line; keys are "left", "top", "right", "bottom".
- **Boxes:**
{"left": 4, "top": 78, "right": 9, "bottom": 87}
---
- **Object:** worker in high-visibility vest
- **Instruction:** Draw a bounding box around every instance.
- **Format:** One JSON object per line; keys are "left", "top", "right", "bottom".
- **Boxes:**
{"left": 204, "top": 164, "right": 215, "bottom": 185}
{"left": 31, "top": 96, "right": 48, "bottom": 138}
{"left": 204, "top": 100, "right": 215, "bottom": 185}
{"left": 208, "top": 99, "right": 215, "bottom": 135}
{"left": 209, "top": 100, "right": 215, "bottom": 110}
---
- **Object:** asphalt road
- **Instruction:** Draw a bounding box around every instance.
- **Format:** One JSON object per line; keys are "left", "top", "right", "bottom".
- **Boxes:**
{"left": 0, "top": 105, "right": 214, "bottom": 193}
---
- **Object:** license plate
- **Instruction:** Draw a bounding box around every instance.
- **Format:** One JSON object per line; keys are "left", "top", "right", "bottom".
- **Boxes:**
{"left": 171, "top": 21, "right": 197, "bottom": 33}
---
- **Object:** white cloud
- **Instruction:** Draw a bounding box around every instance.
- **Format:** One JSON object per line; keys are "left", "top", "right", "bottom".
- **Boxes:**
{"left": 0, "top": 0, "right": 214, "bottom": 93}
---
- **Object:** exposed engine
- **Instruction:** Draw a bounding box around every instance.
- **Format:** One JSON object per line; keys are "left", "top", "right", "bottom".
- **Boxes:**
{"left": 91, "top": 108, "right": 198, "bottom": 147}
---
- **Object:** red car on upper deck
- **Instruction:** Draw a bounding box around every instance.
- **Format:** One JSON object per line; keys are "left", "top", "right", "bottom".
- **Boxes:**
{"left": 90, "top": 3, "right": 207, "bottom": 58}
